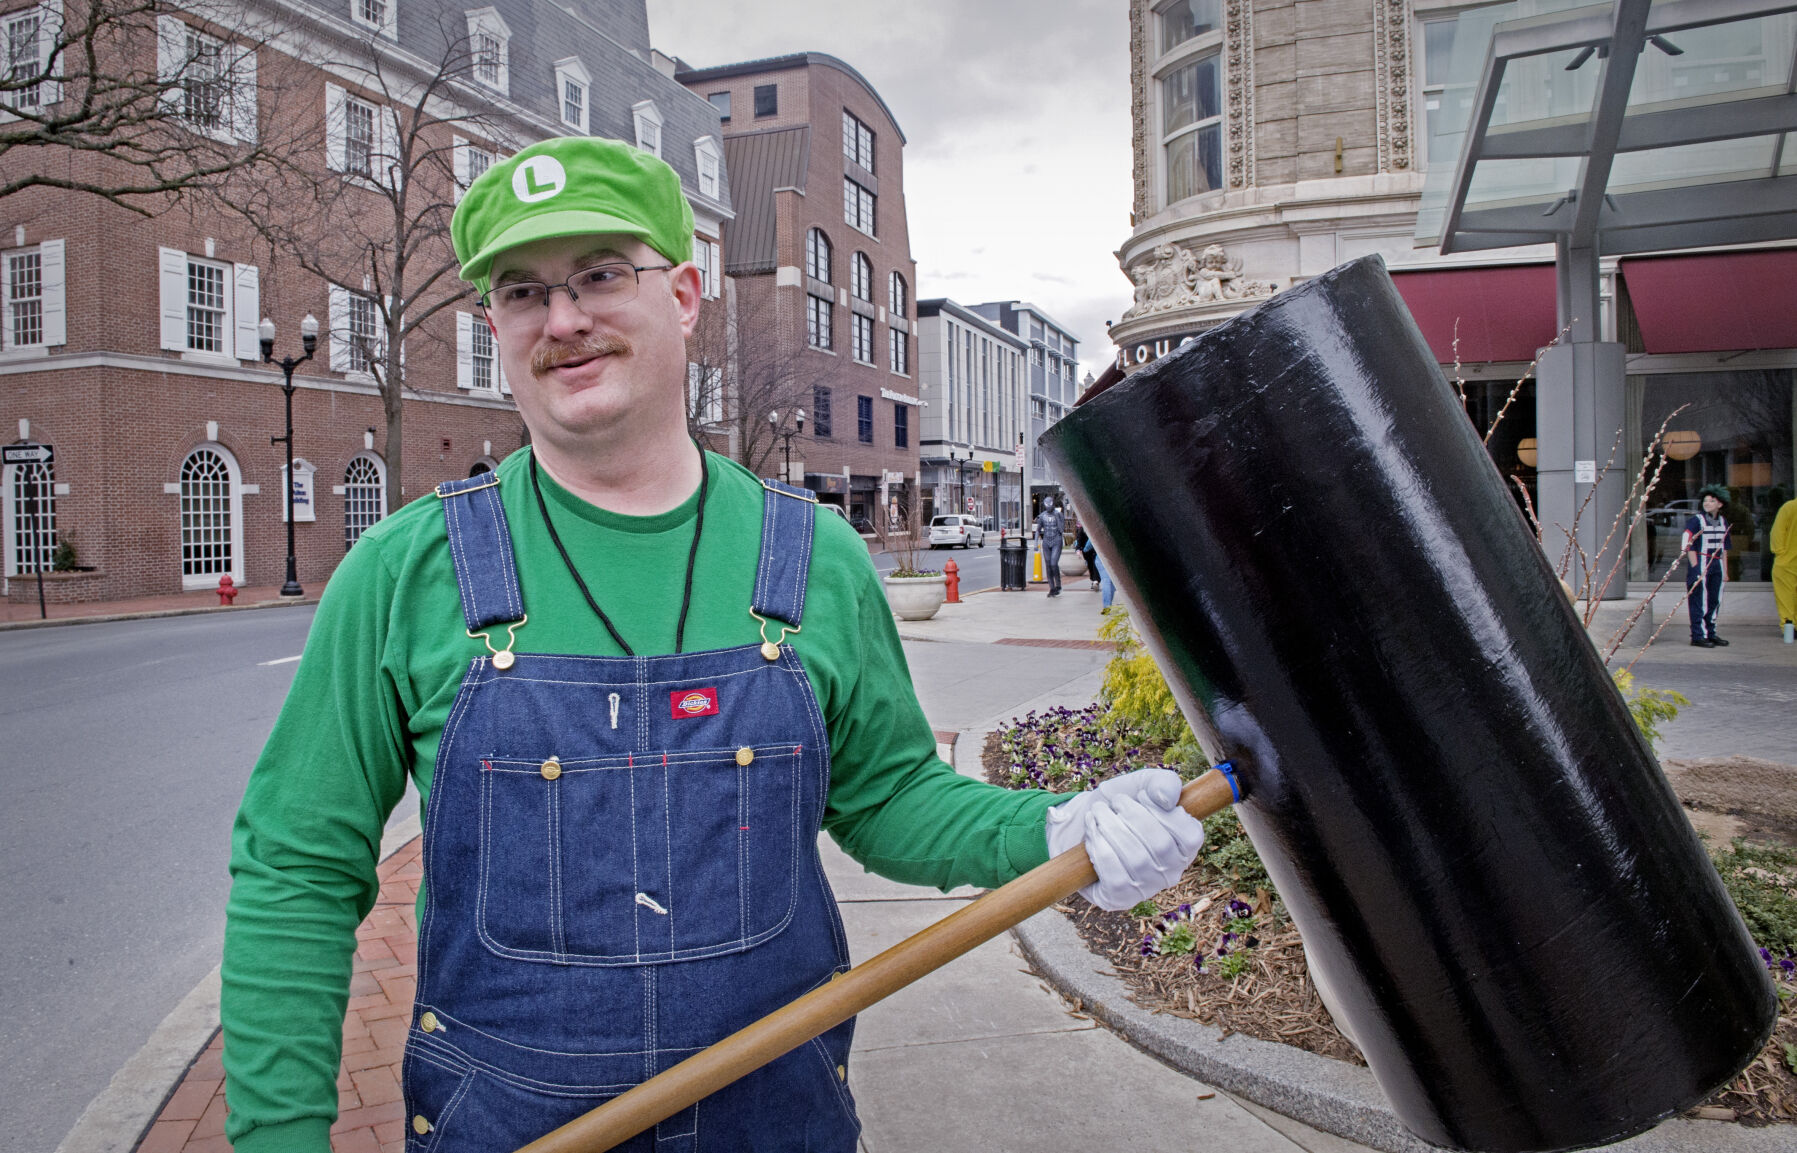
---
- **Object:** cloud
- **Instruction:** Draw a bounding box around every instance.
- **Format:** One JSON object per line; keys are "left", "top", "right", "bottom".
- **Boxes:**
{"left": 647, "top": 0, "right": 1134, "bottom": 375}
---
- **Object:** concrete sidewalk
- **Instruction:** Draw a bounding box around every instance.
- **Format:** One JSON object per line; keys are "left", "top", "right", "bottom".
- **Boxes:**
{"left": 74, "top": 579, "right": 1794, "bottom": 1152}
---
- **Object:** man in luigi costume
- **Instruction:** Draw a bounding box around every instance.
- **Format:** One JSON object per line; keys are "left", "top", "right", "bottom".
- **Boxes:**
{"left": 1682, "top": 484, "right": 1732, "bottom": 648}
{"left": 220, "top": 136, "right": 1205, "bottom": 1152}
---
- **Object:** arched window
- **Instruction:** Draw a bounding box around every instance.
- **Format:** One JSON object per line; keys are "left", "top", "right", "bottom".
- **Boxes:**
{"left": 180, "top": 446, "right": 238, "bottom": 587}
{"left": 3, "top": 458, "right": 55, "bottom": 576}
{"left": 889, "top": 271, "right": 907, "bottom": 319}
{"left": 469, "top": 458, "right": 497, "bottom": 477}
{"left": 851, "top": 253, "right": 873, "bottom": 303}
{"left": 343, "top": 454, "right": 386, "bottom": 550}
{"left": 805, "top": 228, "right": 831, "bottom": 283}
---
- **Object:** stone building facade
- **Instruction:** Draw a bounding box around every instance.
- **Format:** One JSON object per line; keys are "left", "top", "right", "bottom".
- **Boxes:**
{"left": 1, "top": 0, "right": 728, "bottom": 602}
{"left": 915, "top": 299, "right": 1027, "bottom": 530}
{"left": 677, "top": 53, "right": 920, "bottom": 531}
{"left": 1112, "top": 0, "right": 1796, "bottom": 597}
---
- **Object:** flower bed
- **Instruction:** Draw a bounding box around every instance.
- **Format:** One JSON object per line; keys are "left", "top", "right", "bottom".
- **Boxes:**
{"left": 987, "top": 613, "right": 1797, "bottom": 1126}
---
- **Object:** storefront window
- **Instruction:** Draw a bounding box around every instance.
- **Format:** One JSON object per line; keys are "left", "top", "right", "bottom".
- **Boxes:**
{"left": 1630, "top": 369, "right": 1794, "bottom": 582}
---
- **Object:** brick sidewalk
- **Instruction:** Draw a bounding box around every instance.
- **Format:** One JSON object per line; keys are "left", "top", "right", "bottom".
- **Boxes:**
{"left": 136, "top": 839, "right": 423, "bottom": 1153}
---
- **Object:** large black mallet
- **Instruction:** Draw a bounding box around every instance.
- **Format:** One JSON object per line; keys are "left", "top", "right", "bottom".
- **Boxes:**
{"left": 1040, "top": 255, "right": 1775, "bottom": 1152}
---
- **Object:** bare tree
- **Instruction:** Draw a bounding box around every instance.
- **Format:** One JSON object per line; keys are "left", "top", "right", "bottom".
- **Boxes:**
{"left": 219, "top": 23, "right": 508, "bottom": 513}
{"left": 685, "top": 281, "right": 846, "bottom": 477}
{"left": 1, "top": 0, "right": 292, "bottom": 212}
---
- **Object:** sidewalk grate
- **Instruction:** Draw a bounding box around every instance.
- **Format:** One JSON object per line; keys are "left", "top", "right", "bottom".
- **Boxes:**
{"left": 135, "top": 839, "right": 423, "bottom": 1153}
{"left": 994, "top": 638, "right": 1119, "bottom": 651}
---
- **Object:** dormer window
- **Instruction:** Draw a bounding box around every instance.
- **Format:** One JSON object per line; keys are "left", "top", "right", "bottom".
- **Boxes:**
{"left": 351, "top": 0, "right": 396, "bottom": 38}
{"left": 553, "top": 57, "right": 590, "bottom": 132}
{"left": 465, "top": 8, "right": 510, "bottom": 95}
{"left": 694, "top": 135, "right": 721, "bottom": 199}
{"left": 632, "top": 100, "right": 662, "bottom": 157}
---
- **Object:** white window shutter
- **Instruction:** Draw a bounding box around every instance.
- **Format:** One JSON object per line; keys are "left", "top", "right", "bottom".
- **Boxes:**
{"left": 155, "top": 15, "right": 183, "bottom": 114}
{"left": 456, "top": 312, "right": 473, "bottom": 389}
{"left": 232, "top": 263, "right": 259, "bottom": 360}
{"left": 230, "top": 48, "right": 257, "bottom": 144}
{"left": 158, "top": 246, "right": 187, "bottom": 351}
{"left": 38, "top": 239, "right": 65, "bottom": 347}
{"left": 324, "top": 83, "right": 346, "bottom": 172}
{"left": 453, "top": 136, "right": 469, "bottom": 201}
{"left": 36, "top": 2, "right": 61, "bottom": 106}
{"left": 328, "top": 285, "right": 349, "bottom": 372}
{"left": 707, "top": 367, "right": 723, "bottom": 424}
{"left": 497, "top": 353, "right": 510, "bottom": 395}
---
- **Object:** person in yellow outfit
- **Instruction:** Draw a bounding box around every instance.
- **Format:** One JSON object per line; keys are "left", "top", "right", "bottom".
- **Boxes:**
{"left": 1772, "top": 495, "right": 1796, "bottom": 644}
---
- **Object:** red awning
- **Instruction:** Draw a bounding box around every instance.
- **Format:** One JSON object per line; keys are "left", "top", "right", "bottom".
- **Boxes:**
{"left": 1620, "top": 250, "right": 1797, "bottom": 354}
{"left": 1389, "top": 264, "right": 1558, "bottom": 364}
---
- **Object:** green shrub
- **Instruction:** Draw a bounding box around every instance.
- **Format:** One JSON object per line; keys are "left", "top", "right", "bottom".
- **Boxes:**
{"left": 1610, "top": 668, "right": 1687, "bottom": 752}
{"left": 1097, "top": 609, "right": 1204, "bottom": 768}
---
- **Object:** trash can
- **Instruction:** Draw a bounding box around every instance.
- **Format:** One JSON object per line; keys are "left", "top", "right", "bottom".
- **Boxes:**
{"left": 998, "top": 532, "right": 1027, "bottom": 591}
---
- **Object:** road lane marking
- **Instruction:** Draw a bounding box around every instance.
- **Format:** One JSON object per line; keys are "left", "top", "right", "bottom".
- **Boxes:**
{"left": 258, "top": 655, "right": 301, "bottom": 666}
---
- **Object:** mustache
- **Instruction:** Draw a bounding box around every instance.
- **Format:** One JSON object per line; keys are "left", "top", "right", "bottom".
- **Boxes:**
{"left": 532, "top": 334, "right": 632, "bottom": 376}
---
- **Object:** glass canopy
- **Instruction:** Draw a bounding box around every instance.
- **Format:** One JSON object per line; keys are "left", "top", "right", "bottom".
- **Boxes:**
{"left": 1418, "top": 0, "right": 1797, "bottom": 254}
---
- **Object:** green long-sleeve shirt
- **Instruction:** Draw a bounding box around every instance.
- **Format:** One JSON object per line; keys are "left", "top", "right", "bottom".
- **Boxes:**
{"left": 221, "top": 450, "right": 1058, "bottom": 1152}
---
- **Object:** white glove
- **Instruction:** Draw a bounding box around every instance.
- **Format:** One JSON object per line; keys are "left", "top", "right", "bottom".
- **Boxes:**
{"left": 1043, "top": 768, "right": 1206, "bottom": 911}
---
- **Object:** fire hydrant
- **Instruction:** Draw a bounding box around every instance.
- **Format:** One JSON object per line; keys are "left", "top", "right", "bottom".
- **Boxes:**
{"left": 943, "top": 559, "right": 960, "bottom": 604}
{"left": 216, "top": 574, "right": 239, "bottom": 606}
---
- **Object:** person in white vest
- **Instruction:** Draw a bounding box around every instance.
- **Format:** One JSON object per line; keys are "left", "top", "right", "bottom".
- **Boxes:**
{"left": 1681, "top": 484, "right": 1732, "bottom": 648}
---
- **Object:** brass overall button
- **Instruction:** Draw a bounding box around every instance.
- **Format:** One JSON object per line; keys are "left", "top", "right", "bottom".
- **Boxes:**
{"left": 735, "top": 747, "right": 754, "bottom": 766}
{"left": 836, "top": 1064, "right": 846, "bottom": 1081}
{"left": 541, "top": 756, "right": 562, "bottom": 780}
{"left": 413, "top": 1115, "right": 432, "bottom": 1135}
{"left": 419, "top": 1011, "right": 440, "bottom": 1033}
{"left": 760, "top": 641, "right": 780, "bottom": 661}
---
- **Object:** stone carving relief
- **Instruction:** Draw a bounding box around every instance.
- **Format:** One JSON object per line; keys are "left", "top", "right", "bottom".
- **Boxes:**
{"left": 1123, "top": 243, "right": 1278, "bottom": 319}
{"left": 1375, "top": 0, "right": 1414, "bottom": 172}
{"left": 1224, "top": 0, "right": 1255, "bottom": 189}
{"left": 1130, "top": 0, "right": 1150, "bottom": 223}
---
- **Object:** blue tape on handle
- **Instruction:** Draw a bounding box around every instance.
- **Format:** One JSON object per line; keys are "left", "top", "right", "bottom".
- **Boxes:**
{"left": 1214, "top": 760, "right": 1242, "bottom": 803}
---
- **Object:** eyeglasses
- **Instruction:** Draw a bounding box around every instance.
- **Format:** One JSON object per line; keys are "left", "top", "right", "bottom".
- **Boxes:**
{"left": 480, "top": 263, "right": 674, "bottom": 323}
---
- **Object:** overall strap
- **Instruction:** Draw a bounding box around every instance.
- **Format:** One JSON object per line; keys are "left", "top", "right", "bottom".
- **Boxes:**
{"left": 435, "top": 472, "right": 525, "bottom": 630}
{"left": 751, "top": 480, "right": 816, "bottom": 628}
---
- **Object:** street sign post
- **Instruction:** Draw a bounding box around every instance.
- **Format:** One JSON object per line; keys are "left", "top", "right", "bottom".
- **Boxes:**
{"left": 2, "top": 443, "right": 53, "bottom": 465}
{"left": 3, "top": 443, "right": 54, "bottom": 618}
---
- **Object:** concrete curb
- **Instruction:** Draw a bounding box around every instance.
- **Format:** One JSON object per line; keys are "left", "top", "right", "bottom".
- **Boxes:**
{"left": 1012, "top": 905, "right": 1793, "bottom": 1153}
{"left": 0, "top": 595, "right": 320, "bottom": 632}
{"left": 52, "top": 814, "right": 423, "bottom": 1153}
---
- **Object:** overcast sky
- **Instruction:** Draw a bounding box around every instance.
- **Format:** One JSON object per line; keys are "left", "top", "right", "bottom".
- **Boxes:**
{"left": 645, "top": 0, "right": 1134, "bottom": 380}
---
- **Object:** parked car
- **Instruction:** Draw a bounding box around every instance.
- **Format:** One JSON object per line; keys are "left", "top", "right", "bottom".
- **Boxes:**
{"left": 1646, "top": 498, "right": 1700, "bottom": 528}
{"left": 928, "top": 514, "right": 986, "bottom": 548}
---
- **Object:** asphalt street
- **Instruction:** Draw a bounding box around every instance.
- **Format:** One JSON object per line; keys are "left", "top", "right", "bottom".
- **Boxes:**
{"left": 0, "top": 609, "right": 320, "bottom": 1153}
{"left": 869, "top": 538, "right": 1006, "bottom": 589}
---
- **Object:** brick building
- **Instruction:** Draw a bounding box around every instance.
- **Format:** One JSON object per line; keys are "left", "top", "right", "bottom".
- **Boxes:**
{"left": 676, "top": 53, "right": 919, "bottom": 531}
{"left": 1, "top": 0, "right": 729, "bottom": 602}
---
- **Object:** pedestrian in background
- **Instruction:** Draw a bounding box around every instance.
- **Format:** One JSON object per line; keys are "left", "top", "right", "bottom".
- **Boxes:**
{"left": 1771, "top": 492, "right": 1796, "bottom": 644}
{"left": 1035, "top": 497, "right": 1065, "bottom": 597}
{"left": 1683, "top": 483, "right": 1732, "bottom": 648}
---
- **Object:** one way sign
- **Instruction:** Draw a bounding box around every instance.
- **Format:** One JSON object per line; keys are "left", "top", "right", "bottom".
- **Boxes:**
{"left": 2, "top": 443, "right": 52, "bottom": 465}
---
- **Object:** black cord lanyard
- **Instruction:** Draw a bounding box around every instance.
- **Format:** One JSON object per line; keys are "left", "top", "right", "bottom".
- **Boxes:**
{"left": 528, "top": 446, "right": 709, "bottom": 656}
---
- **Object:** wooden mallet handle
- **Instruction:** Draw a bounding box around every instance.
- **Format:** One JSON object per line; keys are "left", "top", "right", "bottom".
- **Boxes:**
{"left": 515, "top": 766, "right": 1242, "bottom": 1153}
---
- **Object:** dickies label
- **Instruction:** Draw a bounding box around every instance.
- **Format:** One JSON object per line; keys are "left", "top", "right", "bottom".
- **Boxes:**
{"left": 670, "top": 687, "right": 719, "bottom": 718}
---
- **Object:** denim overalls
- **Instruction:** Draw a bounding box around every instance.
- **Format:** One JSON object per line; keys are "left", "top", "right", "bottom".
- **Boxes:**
{"left": 401, "top": 472, "right": 860, "bottom": 1152}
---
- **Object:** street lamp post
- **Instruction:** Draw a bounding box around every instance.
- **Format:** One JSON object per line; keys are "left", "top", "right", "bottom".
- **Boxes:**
{"left": 262, "top": 314, "right": 319, "bottom": 598}
{"left": 948, "top": 448, "right": 975, "bottom": 517}
{"left": 768, "top": 408, "right": 806, "bottom": 484}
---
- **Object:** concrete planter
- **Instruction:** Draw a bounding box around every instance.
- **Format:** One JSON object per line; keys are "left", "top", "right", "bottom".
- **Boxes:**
{"left": 1058, "top": 550, "right": 1087, "bottom": 578}
{"left": 882, "top": 572, "right": 947, "bottom": 621}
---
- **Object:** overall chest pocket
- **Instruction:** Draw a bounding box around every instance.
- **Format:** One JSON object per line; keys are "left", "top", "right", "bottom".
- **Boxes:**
{"left": 476, "top": 744, "right": 804, "bottom": 965}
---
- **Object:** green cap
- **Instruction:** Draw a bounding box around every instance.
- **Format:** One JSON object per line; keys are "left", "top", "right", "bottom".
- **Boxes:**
{"left": 452, "top": 136, "right": 694, "bottom": 294}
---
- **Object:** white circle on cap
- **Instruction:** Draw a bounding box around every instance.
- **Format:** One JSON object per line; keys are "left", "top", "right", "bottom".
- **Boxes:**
{"left": 512, "top": 156, "right": 566, "bottom": 203}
